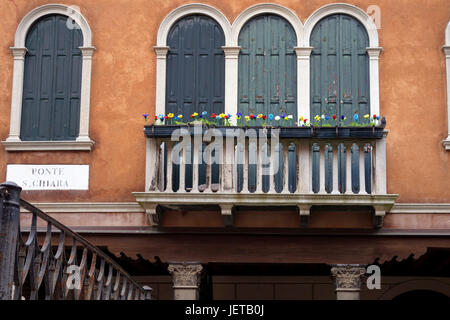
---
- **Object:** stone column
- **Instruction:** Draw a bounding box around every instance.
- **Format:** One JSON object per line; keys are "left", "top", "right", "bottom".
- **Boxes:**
{"left": 77, "top": 46, "right": 96, "bottom": 144}
{"left": 330, "top": 264, "right": 366, "bottom": 300}
{"left": 294, "top": 47, "right": 313, "bottom": 122}
{"left": 5, "top": 47, "right": 28, "bottom": 143}
{"left": 221, "top": 46, "right": 240, "bottom": 125}
{"left": 153, "top": 46, "right": 170, "bottom": 117}
{"left": 168, "top": 262, "right": 203, "bottom": 300}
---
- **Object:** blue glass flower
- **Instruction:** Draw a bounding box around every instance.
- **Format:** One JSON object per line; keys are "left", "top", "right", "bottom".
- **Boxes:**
{"left": 325, "top": 116, "right": 330, "bottom": 121}
{"left": 341, "top": 115, "right": 345, "bottom": 120}
{"left": 236, "top": 112, "right": 242, "bottom": 117}
{"left": 202, "top": 111, "right": 207, "bottom": 116}
{"left": 353, "top": 114, "right": 358, "bottom": 122}
{"left": 268, "top": 114, "right": 274, "bottom": 121}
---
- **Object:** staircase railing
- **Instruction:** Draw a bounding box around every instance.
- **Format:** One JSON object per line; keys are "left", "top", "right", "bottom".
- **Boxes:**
{"left": 0, "top": 181, "right": 152, "bottom": 300}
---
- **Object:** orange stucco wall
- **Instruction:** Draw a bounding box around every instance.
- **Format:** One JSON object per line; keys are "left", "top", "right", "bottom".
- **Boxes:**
{"left": 0, "top": 0, "right": 449, "bottom": 206}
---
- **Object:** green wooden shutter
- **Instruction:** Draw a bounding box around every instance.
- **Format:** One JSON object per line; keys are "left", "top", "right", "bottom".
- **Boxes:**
{"left": 20, "top": 14, "right": 83, "bottom": 141}
{"left": 310, "top": 14, "right": 370, "bottom": 123}
{"left": 238, "top": 14, "right": 297, "bottom": 122}
{"left": 166, "top": 15, "right": 225, "bottom": 118}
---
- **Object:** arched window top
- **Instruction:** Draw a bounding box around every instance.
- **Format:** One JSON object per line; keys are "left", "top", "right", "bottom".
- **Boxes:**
{"left": 231, "top": 3, "right": 303, "bottom": 47}
{"left": 304, "top": 3, "right": 379, "bottom": 47}
{"left": 310, "top": 13, "right": 369, "bottom": 47}
{"left": 14, "top": 4, "right": 92, "bottom": 48}
{"left": 157, "top": 3, "right": 231, "bottom": 47}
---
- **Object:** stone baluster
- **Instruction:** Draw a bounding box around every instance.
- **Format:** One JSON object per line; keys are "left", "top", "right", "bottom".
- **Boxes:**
{"left": 359, "top": 143, "right": 367, "bottom": 195}
{"left": 318, "top": 144, "right": 326, "bottom": 194}
{"left": 165, "top": 140, "right": 174, "bottom": 192}
{"left": 345, "top": 143, "right": 353, "bottom": 194}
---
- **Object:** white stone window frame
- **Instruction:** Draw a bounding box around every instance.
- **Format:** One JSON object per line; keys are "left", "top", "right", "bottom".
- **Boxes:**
{"left": 302, "top": 3, "right": 382, "bottom": 121}
{"left": 2, "top": 4, "right": 95, "bottom": 151}
{"left": 443, "top": 21, "right": 450, "bottom": 150}
{"left": 154, "top": 3, "right": 380, "bottom": 126}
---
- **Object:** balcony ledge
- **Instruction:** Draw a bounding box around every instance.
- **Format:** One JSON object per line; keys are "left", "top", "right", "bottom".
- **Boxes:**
{"left": 2, "top": 138, "right": 95, "bottom": 151}
{"left": 133, "top": 192, "right": 398, "bottom": 229}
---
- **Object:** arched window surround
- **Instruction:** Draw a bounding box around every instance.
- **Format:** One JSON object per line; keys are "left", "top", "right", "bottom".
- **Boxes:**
{"left": 443, "top": 21, "right": 450, "bottom": 150}
{"left": 3, "top": 4, "right": 95, "bottom": 151}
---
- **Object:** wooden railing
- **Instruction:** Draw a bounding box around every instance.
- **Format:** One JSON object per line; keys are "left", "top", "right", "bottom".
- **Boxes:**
{"left": 134, "top": 125, "right": 397, "bottom": 228}
{"left": 0, "top": 182, "right": 152, "bottom": 300}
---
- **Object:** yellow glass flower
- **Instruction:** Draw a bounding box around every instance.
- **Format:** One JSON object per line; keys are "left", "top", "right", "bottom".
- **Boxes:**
{"left": 168, "top": 113, "right": 174, "bottom": 118}
{"left": 192, "top": 112, "right": 198, "bottom": 117}
{"left": 315, "top": 115, "right": 321, "bottom": 121}
{"left": 219, "top": 113, "right": 225, "bottom": 118}
{"left": 364, "top": 114, "right": 370, "bottom": 119}
{"left": 300, "top": 116, "right": 304, "bottom": 121}
{"left": 245, "top": 116, "right": 250, "bottom": 122}
{"left": 257, "top": 114, "right": 263, "bottom": 119}
{"left": 178, "top": 114, "right": 183, "bottom": 119}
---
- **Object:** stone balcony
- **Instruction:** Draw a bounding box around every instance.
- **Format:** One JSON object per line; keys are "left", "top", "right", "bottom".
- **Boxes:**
{"left": 133, "top": 125, "right": 398, "bottom": 229}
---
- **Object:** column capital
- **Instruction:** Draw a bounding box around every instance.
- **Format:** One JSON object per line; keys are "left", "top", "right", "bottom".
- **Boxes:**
{"left": 153, "top": 46, "right": 170, "bottom": 57}
{"left": 366, "top": 47, "right": 383, "bottom": 58}
{"left": 443, "top": 137, "right": 450, "bottom": 150}
{"left": 294, "top": 47, "right": 313, "bottom": 58}
{"left": 10, "top": 47, "right": 27, "bottom": 59}
{"left": 221, "top": 46, "right": 241, "bottom": 58}
{"left": 330, "top": 264, "right": 366, "bottom": 292}
{"left": 79, "top": 46, "right": 96, "bottom": 58}
{"left": 168, "top": 262, "right": 203, "bottom": 288}
{"left": 443, "top": 45, "right": 450, "bottom": 56}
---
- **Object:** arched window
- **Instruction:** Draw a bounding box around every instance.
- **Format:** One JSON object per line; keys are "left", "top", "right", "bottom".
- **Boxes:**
{"left": 21, "top": 14, "right": 83, "bottom": 141}
{"left": 238, "top": 14, "right": 297, "bottom": 123}
{"left": 310, "top": 14, "right": 370, "bottom": 123}
{"left": 165, "top": 15, "right": 225, "bottom": 117}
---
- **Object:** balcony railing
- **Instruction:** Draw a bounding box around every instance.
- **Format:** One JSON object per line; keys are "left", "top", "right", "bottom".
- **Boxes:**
{"left": 134, "top": 125, "right": 398, "bottom": 228}
{"left": 0, "top": 182, "right": 152, "bottom": 300}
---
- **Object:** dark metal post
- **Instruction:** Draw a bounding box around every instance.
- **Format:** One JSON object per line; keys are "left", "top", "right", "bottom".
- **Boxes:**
{"left": 0, "top": 182, "right": 22, "bottom": 300}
